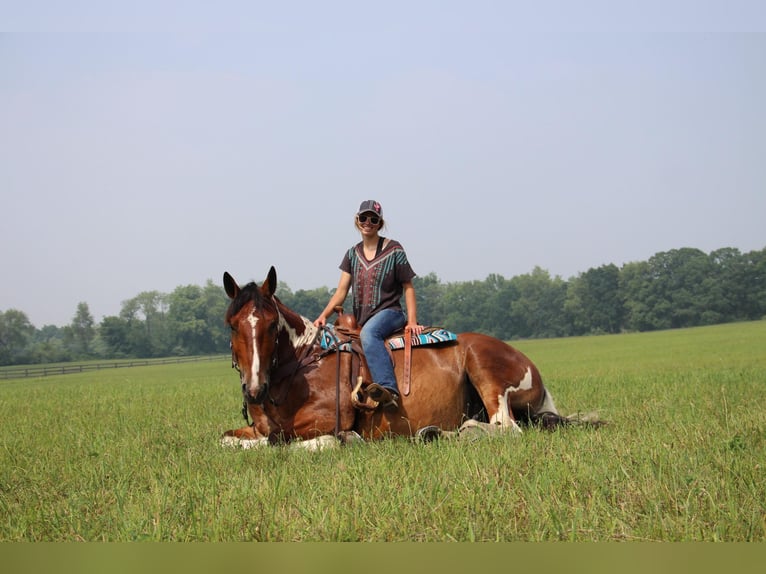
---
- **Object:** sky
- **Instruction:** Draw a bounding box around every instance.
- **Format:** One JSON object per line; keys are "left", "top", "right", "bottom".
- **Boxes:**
{"left": 2, "top": 2, "right": 765, "bottom": 327}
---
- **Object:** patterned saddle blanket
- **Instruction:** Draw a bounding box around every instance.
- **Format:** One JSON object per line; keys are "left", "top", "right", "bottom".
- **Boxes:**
{"left": 319, "top": 325, "right": 457, "bottom": 353}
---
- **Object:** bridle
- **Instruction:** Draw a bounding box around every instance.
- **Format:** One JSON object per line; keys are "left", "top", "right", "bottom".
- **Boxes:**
{"left": 232, "top": 304, "right": 328, "bottom": 425}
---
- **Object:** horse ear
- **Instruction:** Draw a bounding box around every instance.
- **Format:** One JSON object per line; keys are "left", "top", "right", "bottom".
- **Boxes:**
{"left": 262, "top": 266, "right": 277, "bottom": 298}
{"left": 223, "top": 272, "right": 239, "bottom": 300}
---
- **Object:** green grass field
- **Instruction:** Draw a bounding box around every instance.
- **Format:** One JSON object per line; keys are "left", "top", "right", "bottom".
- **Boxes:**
{"left": 1, "top": 321, "right": 764, "bottom": 541}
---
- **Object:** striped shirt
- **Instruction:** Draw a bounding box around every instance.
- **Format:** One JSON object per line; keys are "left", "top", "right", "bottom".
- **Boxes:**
{"left": 340, "top": 238, "right": 416, "bottom": 326}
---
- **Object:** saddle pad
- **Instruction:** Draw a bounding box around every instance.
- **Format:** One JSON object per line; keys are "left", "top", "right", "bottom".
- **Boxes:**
{"left": 319, "top": 325, "right": 457, "bottom": 352}
{"left": 319, "top": 325, "right": 352, "bottom": 352}
{"left": 386, "top": 328, "right": 457, "bottom": 350}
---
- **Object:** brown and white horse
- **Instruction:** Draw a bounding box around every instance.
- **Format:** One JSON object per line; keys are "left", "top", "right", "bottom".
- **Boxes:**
{"left": 222, "top": 267, "right": 570, "bottom": 446}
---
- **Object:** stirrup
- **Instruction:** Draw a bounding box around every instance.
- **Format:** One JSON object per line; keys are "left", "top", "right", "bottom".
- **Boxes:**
{"left": 367, "top": 383, "right": 399, "bottom": 407}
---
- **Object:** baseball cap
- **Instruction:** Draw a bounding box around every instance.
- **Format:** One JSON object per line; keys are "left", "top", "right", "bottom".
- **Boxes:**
{"left": 357, "top": 200, "right": 382, "bottom": 217}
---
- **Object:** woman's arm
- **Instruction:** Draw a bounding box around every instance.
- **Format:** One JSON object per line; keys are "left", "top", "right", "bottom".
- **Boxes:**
{"left": 313, "top": 271, "right": 352, "bottom": 327}
{"left": 402, "top": 281, "right": 424, "bottom": 335}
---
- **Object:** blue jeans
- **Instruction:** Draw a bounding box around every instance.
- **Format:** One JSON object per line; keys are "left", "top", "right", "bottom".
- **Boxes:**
{"left": 359, "top": 308, "right": 406, "bottom": 394}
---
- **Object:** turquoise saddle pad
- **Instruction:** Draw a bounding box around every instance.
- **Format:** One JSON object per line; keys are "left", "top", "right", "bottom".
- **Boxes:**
{"left": 319, "top": 325, "right": 457, "bottom": 352}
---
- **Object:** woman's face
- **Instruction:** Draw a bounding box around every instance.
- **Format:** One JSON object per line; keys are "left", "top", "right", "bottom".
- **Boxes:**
{"left": 356, "top": 211, "right": 382, "bottom": 235}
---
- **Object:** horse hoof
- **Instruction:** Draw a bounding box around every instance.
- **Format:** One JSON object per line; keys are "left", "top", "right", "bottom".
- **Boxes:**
{"left": 220, "top": 435, "right": 270, "bottom": 449}
{"left": 290, "top": 435, "right": 339, "bottom": 451}
{"left": 220, "top": 435, "right": 241, "bottom": 448}
{"left": 415, "top": 425, "right": 442, "bottom": 442}
{"left": 338, "top": 431, "right": 365, "bottom": 445}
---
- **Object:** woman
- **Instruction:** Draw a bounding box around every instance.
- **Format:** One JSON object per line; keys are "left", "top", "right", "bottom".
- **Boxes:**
{"left": 313, "top": 200, "right": 424, "bottom": 407}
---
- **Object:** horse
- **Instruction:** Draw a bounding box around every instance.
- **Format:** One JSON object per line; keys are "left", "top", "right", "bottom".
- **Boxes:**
{"left": 221, "top": 267, "right": 573, "bottom": 446}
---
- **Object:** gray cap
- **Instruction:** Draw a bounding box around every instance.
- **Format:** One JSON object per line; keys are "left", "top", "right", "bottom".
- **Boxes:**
{"left": 357, "top": 200, "right": 382, "bottom": 217}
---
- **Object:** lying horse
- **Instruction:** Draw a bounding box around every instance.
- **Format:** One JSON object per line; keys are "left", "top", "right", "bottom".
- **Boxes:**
{"left": 222, "top": 267, "right": 571, "bottom": 445}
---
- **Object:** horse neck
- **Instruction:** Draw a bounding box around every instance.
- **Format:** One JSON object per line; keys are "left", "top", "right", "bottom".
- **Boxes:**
{"left": 274, "top": 298, "right": 319, "bottom": 359}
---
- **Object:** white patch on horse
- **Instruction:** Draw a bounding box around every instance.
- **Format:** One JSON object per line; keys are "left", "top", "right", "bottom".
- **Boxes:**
{"left": 221, "top": 435, "right": 270, "bottom": 449}
{"left": 506, "top": 366, "right": 533, "bottom": 392}
{"left": 220, "top": 434, "right": 339, "bottom": 451}
{"left": 489, "top": 398, "right": 523, "bottom": 433}
{"left": 488, "top": 367, "right": 533, "bottom": 429}
{"left": 277, "top": 312, "right": 318, "bottom": 349}
{"left": 290, "top": 435, "right": 340, "bottom": 451}
{"left": 247, "top": 314, "right": 260, "bottom": 389}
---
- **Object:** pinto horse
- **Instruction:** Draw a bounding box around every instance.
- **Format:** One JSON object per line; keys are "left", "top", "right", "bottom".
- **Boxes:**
{"left": 222, "top": 267, "right": 569, "bottom": 444}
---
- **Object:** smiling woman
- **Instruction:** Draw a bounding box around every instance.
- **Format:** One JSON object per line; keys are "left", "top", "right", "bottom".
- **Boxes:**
{"left": 313, "top": 200, "right": 424, "bottom": 406}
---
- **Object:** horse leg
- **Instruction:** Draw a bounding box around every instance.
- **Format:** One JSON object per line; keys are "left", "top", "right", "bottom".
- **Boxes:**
{"left": 459, "top": 333, "right": 555, "bottom": 432}
{"left": 220, "top": 404, "right": 272, "bottom": 447}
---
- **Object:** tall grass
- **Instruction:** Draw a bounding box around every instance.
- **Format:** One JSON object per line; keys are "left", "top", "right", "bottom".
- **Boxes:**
{"left": 1, "top": 322, "right": 764, "bottom": 541}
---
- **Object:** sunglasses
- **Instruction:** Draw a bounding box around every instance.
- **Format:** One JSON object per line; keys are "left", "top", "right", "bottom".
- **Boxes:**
{"left": 357, "top": 214, "right": 380, "bottom": 225}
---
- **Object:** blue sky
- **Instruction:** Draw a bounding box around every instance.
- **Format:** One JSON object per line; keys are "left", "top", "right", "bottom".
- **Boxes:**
{"left": 2, "top": 2, "right": 765, "bottom": 326}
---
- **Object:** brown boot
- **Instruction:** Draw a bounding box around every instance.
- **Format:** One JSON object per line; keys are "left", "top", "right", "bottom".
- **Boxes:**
{"left": 367, "top": 383, "right": 399, "bottom": 407}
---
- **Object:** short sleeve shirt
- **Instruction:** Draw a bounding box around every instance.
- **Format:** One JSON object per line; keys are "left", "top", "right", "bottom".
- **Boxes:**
{"left": 339, "top": 239, "right": 416, "bottom": 326}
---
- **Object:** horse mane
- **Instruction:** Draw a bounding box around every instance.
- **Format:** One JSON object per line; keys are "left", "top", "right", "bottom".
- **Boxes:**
{"left": 225, "top": 282, "right": 267, "bottom": 322}
{"left": 225, "top": 278, "right": 312, "bottom": 342}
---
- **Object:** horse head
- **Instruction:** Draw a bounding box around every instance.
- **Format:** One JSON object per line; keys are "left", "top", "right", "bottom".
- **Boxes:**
{"left": 223, "top": 267, "right": 281, "bottom": 403}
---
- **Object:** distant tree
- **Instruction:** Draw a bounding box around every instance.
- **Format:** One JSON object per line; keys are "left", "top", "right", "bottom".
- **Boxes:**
{"left": 202, "top": 279, "right": 232, "bottom": 351}
{"left": 286, "top": 287, "right": 338, "bottom": 322}
{"left": 475, "top": 274, "right": 515, "bottom": 339}
{"left": 441, "top": 280, "right": 483, "bottom": 334}
{"left": 99, "top": 315, "right": 132, "bottom": 358}
{"left": 509, "top": 267, "right": 568, "bottom": 338}
{"left": 652, "top": 248, "right": 714, "bottom": 328}
{"left": 118, "top": 291, "right": 170, "bottom": 357}
{"left": 67, "top": 302, "right": 95, "bottom": 358}
{"left": 621, "top": 248, "right": 717, "bottom": 331}
{"left": 620, "top": 260, "right": 659, "bottom": 331}
{"left": 167, "top": 281, "right": 229, "bottom": 355}
{"left": 29, "top": 324, "right": 70, "bottom": 363}
{"left": 743, "top": 247, "right": 766, "bottom": 320}
{"left": 703, "top": 248, "right": 747, "bottom": 323}
{"left": 0, "top": 309, "right": 35, "bottom": 365}
{"left": 566, "top": 264, "right": 623, "bottom": 334}
{"left": 167, "top": 285, "right": 208, "bottom": 355}
{"left": 412, "top": 273, "right": 445, "bottom": 328}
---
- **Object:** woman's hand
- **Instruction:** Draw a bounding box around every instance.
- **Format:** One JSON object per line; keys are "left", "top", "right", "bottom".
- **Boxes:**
{"left": 406, "top": 323, "right": 424, "bottom": 336}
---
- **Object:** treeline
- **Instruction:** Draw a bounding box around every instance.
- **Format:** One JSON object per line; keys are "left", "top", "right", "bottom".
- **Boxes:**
{"left": 1, "top": 246, "right": 764, "bottom": 366}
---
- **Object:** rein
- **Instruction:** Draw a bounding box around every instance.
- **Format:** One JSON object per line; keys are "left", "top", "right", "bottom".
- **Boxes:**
{"left": 265, "top": 340, "right": 320, "bottom": 406}
{"left": 241, "top": 328, "right": 335, "bottom": 424}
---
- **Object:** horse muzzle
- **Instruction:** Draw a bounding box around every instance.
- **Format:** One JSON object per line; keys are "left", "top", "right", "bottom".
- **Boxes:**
{"left": 242, "top": 380, "right": 268, "bottom": 404}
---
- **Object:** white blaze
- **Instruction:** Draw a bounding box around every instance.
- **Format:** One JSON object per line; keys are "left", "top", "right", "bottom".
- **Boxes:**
{"left": 247, "top": 314, "right": 260, "bottom": 390}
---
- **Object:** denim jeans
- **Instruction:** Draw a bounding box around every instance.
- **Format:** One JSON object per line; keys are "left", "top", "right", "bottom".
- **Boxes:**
{"left": 359, "top": 308, "right": 406, "bottom": 393}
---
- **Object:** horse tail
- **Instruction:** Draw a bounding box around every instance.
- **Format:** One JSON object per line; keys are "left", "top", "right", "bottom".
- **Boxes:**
{"left": 523, "top": 386, "right": 566, "bottom": 429}
{"left": 528, "top": 409, "right": 571, "bottom": 429}
{"left": 529, "top": 387, "right": 605, "bottom": 429}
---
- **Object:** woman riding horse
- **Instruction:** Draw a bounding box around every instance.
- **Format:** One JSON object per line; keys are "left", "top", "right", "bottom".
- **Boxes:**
{"left": 313, "top": 200, "right": 424, "bottom": 408}
{"left": 222, "top": 266, "right": 574, "bottom": 443}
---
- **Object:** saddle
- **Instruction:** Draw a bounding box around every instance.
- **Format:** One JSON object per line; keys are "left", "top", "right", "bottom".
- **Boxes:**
{"left": 326, "top": 306, "right": 457, "bottom": 410}
{"left": 330, "top": 307, "right": 398, "bottom": 410}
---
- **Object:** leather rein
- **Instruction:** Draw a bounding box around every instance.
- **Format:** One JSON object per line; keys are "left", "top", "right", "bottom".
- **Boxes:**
{"left": 239, "top": 325, "right": 414, "bottom": 437}
{"left": 240, "top": 328, "right": 335, "bottom": 422}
